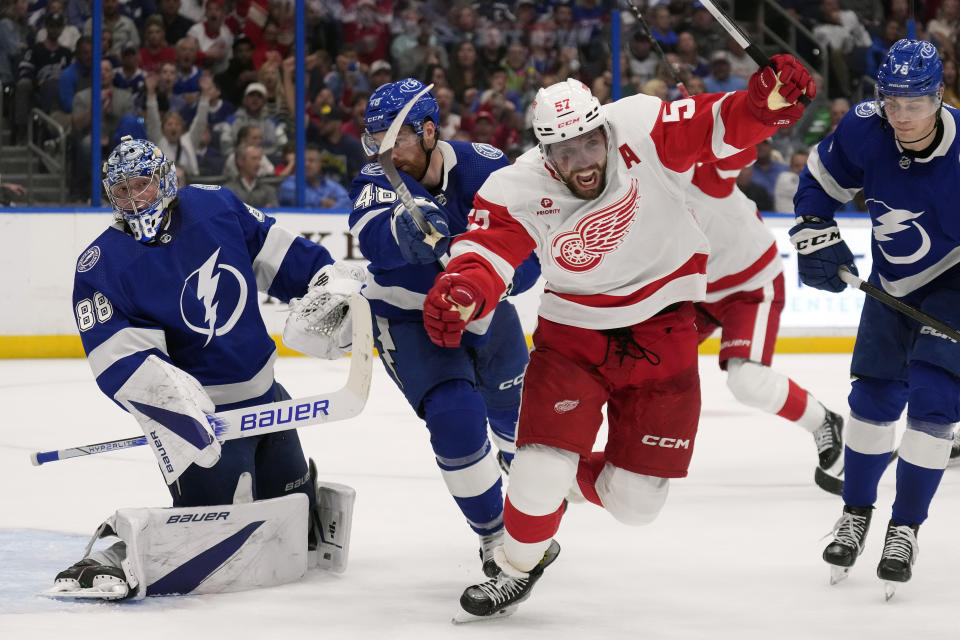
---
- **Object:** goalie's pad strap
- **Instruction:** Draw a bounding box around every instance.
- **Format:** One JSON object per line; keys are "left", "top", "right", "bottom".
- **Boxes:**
{"left": 97, "top": 493, "right": 308, "bottom": 599}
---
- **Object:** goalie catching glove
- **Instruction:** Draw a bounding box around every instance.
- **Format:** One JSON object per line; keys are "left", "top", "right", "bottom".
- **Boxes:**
{"left": 115, "top": 356, "right": 221, "bottom": 485}
{"left": 283, "top": 262, "right": 367, "bottom": 359}
{"left": 789, "top": 215, "right": 858, "bottom": 293}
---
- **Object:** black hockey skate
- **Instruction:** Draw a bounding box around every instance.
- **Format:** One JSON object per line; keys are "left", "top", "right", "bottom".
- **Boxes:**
{"left": 45, "top": 558, "right": 131, "bottom": 600}
{"left": 949, "top": 435, "right": 960, "bottom": 467}
{"left": 456, "top": 539, "right": 561, "bottom": 622}
{"left": 823, "top": 505, "right": 873, "bottom": 585}
{"left": 813, "top": 410, "right": 844, "bottom": 495}
{"left": 877, "top": 521, "right": 919, "bottom": 601}
{"left": 479, "top": 529, "right": 505, "bottom": 578}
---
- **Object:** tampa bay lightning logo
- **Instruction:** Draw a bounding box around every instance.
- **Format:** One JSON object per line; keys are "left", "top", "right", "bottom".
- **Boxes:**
{"left": 399, "top": 79, "right": 422, "bottom": 93}
{"left": 472, "top": 143, "right": 504, "bottom": 160}
{"left": 77, "top": 246, "right": 101, "bottom": 272}
{"left": 855, "top": 101, "right": 878, "bottom": 118}
{"left": 361, "top": 162, "right": 385, "bottom": 176}
{"left": 868, "top": 198, "right": 931, "bottom": 265}
{"left": 180, "top": 248, "right": 247, "bottom": 347}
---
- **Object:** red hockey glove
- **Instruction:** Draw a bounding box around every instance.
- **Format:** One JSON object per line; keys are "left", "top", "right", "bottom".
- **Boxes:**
{"left": 747, "top": 54, "right": 816, "bottom": 127}
{"left": 423, "top": 273, "right": 483, "bottom": 348}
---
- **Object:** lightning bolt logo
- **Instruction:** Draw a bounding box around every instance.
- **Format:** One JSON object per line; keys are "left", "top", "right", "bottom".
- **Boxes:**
{"left": 868, "top": 199, "right": 931, "bottom": 265}
{"left": 375, "top": 316, "right": 402, "bottom": 387}
{"left": 180, "top": 249, "right": 248, "bottom": 346}
{"left": 196, "top": 249, "right": 222, "bottom": 347}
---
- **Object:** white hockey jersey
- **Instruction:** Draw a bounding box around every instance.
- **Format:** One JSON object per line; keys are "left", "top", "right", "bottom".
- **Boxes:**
{"left": 448, "top": 89, "right": 782, "bottom": 330}
{"left": 686, "top": 148, "right": 782, "bottom": 303}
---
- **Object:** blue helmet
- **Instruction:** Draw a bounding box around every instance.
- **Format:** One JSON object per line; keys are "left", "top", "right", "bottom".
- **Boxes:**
{"left": 876, "top": 39, "right": 943, "bottom": 97}
{"left": 103, "top": 136, "right": 178, "bottom": 243}
{"left": 362, "top": 78, "right": 439, "bottom": 154}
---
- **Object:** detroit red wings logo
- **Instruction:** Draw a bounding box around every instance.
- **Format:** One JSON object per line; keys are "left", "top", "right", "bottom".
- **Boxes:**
{"left": 550, "top": 179, "right": 640, "bottom": 272}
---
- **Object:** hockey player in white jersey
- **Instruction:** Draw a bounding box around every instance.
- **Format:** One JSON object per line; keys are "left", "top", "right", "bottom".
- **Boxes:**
{"left": 687, "top": 147, "right": 845, "bottom": 494}
{"left": 792, "top": 39, "right": 960, "bottom": 598}
{"left": 49, "top": 137, "right": 363, "bottom": 600}
{"left": 422, "top": 55, "right": 816, "bottom": 618}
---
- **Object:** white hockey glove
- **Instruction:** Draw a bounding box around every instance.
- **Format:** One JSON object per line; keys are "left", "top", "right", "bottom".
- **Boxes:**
{"left": 115, "top": 355, "right": 221, "bottom": 485}
{"left": 283, "top": 262, "right": 367, "bottom": 360}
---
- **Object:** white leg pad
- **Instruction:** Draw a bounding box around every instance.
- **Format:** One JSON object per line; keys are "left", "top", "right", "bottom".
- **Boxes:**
{"left": 88, "top": 494, "right": 309, "bottom": 599}
{"left": 506, "top": 444, "right": 578, "bottom": 515}
{"left": 311, "top": 481, "right": 357, "bottom": 573}
{"left": 726, "top": 358, "right": 790, "bottom": 415}
{"left": 595, "top": 464, "right": 669, "bottom": 526}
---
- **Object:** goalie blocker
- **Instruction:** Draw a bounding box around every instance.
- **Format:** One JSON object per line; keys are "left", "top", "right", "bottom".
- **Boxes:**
{"left": 44, "top": 470, "right": 356, "bottom": 600}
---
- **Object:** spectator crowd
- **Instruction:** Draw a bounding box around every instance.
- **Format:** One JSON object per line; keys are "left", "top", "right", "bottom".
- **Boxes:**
{"left": 0, "top": 0, "right": 954, "bottom": 210}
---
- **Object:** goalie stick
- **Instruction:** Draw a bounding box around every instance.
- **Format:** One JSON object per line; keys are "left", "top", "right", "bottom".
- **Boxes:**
{"left": 377, "top": 82, "right": 449, "bottom": 263}
{"left": 30, "top": 294, "right": 374, "bottom": 466}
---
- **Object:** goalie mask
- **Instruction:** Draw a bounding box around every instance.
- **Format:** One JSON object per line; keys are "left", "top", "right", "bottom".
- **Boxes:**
{"left": 874, "top": 39, "right": 943, "bottom": 124}
{"left": 103, "top": 136, "right": 178, "bottom": 243}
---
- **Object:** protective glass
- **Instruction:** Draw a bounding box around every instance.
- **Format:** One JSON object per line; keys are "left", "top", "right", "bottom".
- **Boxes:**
{"left": 875, "top": 88, "right": 942, "bottom": 123}
{"left": 544, "top": 128, "right": 608, "bottom": 176}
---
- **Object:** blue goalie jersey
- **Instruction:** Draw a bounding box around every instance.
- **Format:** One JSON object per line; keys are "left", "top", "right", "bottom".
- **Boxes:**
{"left": 73, "top": 185, "right": 335, "bottom": 411}
{"left": 347, "top": 140, "right": 539, "bottom": 341}
{"left": 795, "top": 101, "right": 960, "bottom": 297}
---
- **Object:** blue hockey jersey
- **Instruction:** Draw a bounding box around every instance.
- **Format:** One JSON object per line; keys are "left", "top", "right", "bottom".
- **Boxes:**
{"left": 347, "top": 140, "right": 539, "bottom": 338}
{"left": 73, "top": 185, "right": 335, "bottom": 411}
{"left": 795, "top": 101, "right": 960, "bottom": 297}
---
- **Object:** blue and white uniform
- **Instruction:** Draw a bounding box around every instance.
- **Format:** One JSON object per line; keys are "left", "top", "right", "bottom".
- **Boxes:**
{"left": 73, "top": 184, "right": 335, "bottom": 507}
{"left": 795, "top": 100, "right": 960, "bottom": 524}
{"left": 349, "top": 139, "right": 538, "bottom": 538}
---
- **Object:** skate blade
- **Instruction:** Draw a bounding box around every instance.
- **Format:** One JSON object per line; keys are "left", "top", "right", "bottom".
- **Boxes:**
{"left": 883, "top": 581, "right": 899, "bottom": 601}
{"left": 829, "top": 565, "right": 851, "bottom": 585}
{"left": 451, "top": 605, "right": 518, "bottom": 624}
{"left": 40, "top": 583, "right": 129, "bottom": 601}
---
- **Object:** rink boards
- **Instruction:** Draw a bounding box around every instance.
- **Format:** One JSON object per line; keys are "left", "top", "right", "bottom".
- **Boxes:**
{"left": 0, "top": 209, "right": 873, "bottom": 358}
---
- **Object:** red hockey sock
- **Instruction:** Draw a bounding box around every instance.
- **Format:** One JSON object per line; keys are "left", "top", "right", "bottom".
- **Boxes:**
{"left": 576, "top": 451, "right": 606, "bottom": 507}
{"left": 504, "top": 496, "right": 566, "bottom": 544}
{"left": 776, "top": 379, "right": 807, "bottom": 422}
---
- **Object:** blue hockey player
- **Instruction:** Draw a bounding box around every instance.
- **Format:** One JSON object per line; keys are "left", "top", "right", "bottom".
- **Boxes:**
{"left": 50, "top": 137, "right": 365, "bottom": 600}
{"left": 791, "top": 40, "right": 960, "bottom": 598}
{"left": 349, "top": 78, "right": 539, "bottom": 577}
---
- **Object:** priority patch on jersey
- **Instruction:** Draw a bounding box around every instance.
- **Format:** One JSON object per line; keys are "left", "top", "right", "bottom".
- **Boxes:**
{"left": 77, "top": 246, "right": 101, "bottom": 272}
{"left": 360, "top": 163, "right": 385, "bottom": 177}
{"left": 472, "top": 143, "right": 504, "bottom": 160}
{"left": 855, "top": 101, "right": 878, "bottom": 118}
{"left": 190, "top": 184, "right": 221, "bottom": 191}
{"left": 245, "top": 203, "right": 265, "bottom": 222}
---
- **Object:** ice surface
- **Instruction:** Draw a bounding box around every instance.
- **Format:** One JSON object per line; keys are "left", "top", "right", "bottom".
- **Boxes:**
{"left": 1, "top": 355, "right": 956, "bottom": 639}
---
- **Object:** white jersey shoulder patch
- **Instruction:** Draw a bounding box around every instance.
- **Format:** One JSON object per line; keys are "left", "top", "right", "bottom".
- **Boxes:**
{"left": 472, "top": 143, "right": 504, "bottom": 160}
{"left": 77, "top": 245, "right": 101, "bottom": 273}
{"left": 855, "top": 101, "right": 878, "bottom": 118}
{"left": 245, "top": 203, "right": 265, "bottom": 222}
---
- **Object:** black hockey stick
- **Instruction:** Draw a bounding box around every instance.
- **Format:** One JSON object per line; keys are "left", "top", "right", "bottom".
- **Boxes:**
{"left": 697, "top": 0, "right": 811, "bottom": 105}
{"left": 839, "top": 266, "right": 960, "bottom": 341}
{"left": 626, "top": 0, "right": 689, "bottom": 98}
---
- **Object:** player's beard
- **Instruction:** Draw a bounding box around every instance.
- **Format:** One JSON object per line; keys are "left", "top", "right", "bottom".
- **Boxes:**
{"left": 561, "top": 162, "right": 607, "bottom": 200}
{"left": 394, "top": 150, "right": 428, "bottom": 182}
